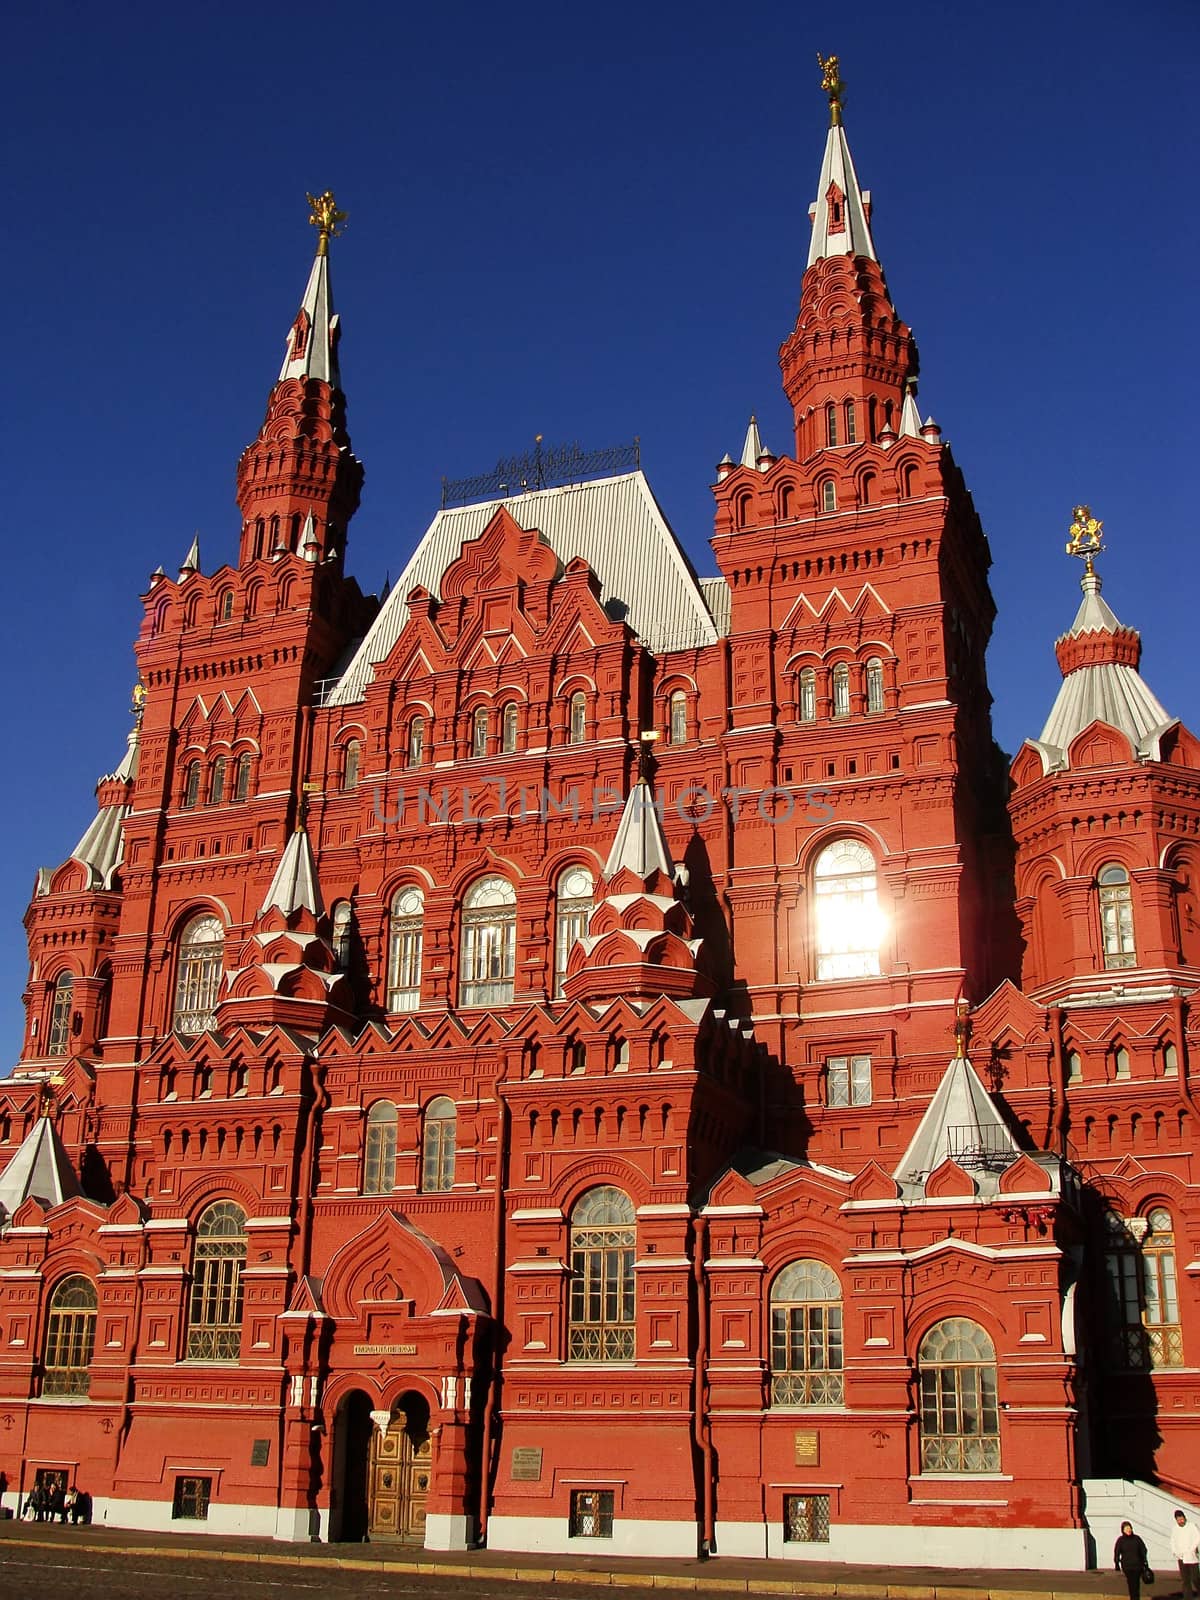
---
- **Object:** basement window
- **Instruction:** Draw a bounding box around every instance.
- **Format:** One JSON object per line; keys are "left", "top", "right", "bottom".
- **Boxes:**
{"left": 784, "top": 1493, "right": 830, "bottom": 1543}
{"left": 569, "top": 1489, "right": 614, "bottom": 1538}
{"left": 172, "top": 1475, "right": 212, "bottom": 1521}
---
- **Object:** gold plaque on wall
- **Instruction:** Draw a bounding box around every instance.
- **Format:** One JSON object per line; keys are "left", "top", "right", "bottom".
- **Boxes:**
{"left": 793, "top": 1430, "right": 820, "bottom": 1466}
{"left": 511, "top": 1446, "right": 544, "bottom": 1482}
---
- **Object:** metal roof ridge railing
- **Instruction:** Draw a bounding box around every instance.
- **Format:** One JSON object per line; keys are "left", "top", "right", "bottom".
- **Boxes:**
{"left": 441, "top": 438, "right": 640, "bottom": 508}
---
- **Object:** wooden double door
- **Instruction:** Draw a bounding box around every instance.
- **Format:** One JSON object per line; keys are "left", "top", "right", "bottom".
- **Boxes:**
{"left": 368, "top": 1402, "right": 432, "bottom": 1542}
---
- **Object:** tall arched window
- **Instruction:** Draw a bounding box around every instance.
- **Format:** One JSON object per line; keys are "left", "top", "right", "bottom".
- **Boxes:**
{"left": 187, "top": 1201, "right": 247, "bottom": 1361}
{"left": 826, "top": 403, "right": 839, "bottom": 447}
{"left": 421, "top": 1096, "right": 457, "bottom": 1192}
{"left": 42, "top": 1275, "right": 97, "bottom": 1396}
{"left": 1099, "top": 864, "right": 1136, "bottom": 969}
{"left": 182, "top": 760, "right": 201, "bottom": 809}
{"left": 845, "top": 400, "right": 858, "bottom": 445}
{"left": 343, "top": 739, "right": 361, "bottom": 791}
{"left": 799, "top": 668, "right": 817, "bottom": 723}
{"left": 1105, "top": 1209, "right": 1183, "bottom": 1369}
{"left": 813, "top": 838, "right": 882, "bottom": 981}
{"left": 387, "top": 887, "right": 424, "bottom": 1012}
{"left": 568, "top": 1186, "right": 635, "bottom": 1361}
{"left": 569, "top": 691, "right": 587, "bottom": 744}
{"left": 918, "top": 1318, "right": 999, "bottom": 1473}
{"left": 865, "top": 657, "right": 885, "bottom": 713}
{"left": 501, "top": 702, "right": 519, "bottom": 753}
{"left": 173, "top": 914, "right": 224, "bottom": 1034}
{"left": 832, "top": 662, "right": 850, "bottom": 718}
{"left": 407, "top": 716, "right": 425, "bottom": 769}
{"left": 47, "top": 974, "right": 74, "bottom": 1057}
{"left": 363, "top": 1101, "right": 398, "bottom": 1194}
{"left": 235, "top": 752, "right": 253, "bottom": 801}
{"left": 769, "top": 1261, "right": 843, "bottom": 1405}
{"left": 669, "top": 691, "right": 688, "bottom": 746}
{"left": 460, "top": 875, "right": 517, "bottom": 1006}
{"left": 555, "top": 866, "right": 594, "bottom": 997}
{"left": 332, "top": 900, "right": 353, "bottom": 970}
{"left": 821, "top": 480, "right": 837, "bottom": 513}
{"left": 472, "top": 707, "right": 489, "bottom": 757}
{"left": 210, "top": 757, "right": 227, "bottom": 805}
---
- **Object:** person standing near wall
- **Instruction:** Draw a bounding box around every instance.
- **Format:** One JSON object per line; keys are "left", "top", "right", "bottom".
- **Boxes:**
{"left": 1172, "top": 1509, "right": 1200, "bottom": 1600}
{"left": 1115, "top": 1521, "right": 1152, "bottom": 1600}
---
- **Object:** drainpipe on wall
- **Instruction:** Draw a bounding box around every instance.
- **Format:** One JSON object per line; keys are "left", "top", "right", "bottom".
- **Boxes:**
{"left": 477, "top": 1060, "right": 510, "bottom": 1546}
{"left": 1173, "top": 992, "right": 1198, "bottom": 1121}
{"left": 1048, "top": 1006, "right": 1067, "bottom": 1155}
{"left": 691, "top": 1214, "right": 714, "bottom": 1555}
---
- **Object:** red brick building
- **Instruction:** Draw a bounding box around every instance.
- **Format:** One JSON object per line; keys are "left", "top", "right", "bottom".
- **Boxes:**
{"left": 2, "top": 71, "right": 1197, "bottom": 1568}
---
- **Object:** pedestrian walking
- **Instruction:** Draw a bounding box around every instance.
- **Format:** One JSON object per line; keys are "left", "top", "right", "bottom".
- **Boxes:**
{"left": 1115, "top": 1520, "right": 1153, "bottom": 1600}
{"left": 1172, "top": 1508, "right": 1200, "bottom": 1600}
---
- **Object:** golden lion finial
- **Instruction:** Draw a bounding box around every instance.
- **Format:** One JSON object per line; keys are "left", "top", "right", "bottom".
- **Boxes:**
{"left": 1066, "top": 504, "right": 1105, "bottom": 576}
{"left": 307, "top": 191, "right": 347, "bottom": 256}
{"left": 817, "top": 53, "right": 844, "bottom": 126}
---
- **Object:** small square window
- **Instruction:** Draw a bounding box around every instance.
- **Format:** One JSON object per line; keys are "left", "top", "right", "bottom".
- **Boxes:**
{"left": 172, "top": 1475, "right": 212, "bottom": 1520}
{"left": 827, "top": 1054, "right": 872, "bottom": 1107}
{"left": 784, "top": 1493, "right": 830, "bottom": 1543}
{"left": 569, "top": 1488, "right": 614, "bottom": 1538}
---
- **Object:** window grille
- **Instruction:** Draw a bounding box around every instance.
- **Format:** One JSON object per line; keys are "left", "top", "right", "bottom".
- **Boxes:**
{"left": 363, "top": 1102, "right": 398, "bottom": 1194}
{"left": 460, "top": 876, "right": 516, "bottom": 1006}
{"left": 1105, "top": 1209, "right": 1183, "bottom": 1369}
{"left": 387, "top": 887, "right": 424, "bottom": 1011}
{"left": 42, "top": 1275, "right": 96, "bottom": 1397}
{"left": 770, "top": 1260, "right": 844, "bottom": 1405}
{"left": 784, "top": 1494, "right": 830, "bottom": 1543}
{"left": 47, "top": 975, "right": 74, "bottom": 1057}
{"left": 568, "top": 1186, "right": 635, "bottom": 1362}
{"left": 186, "top": 1202, "right": 246, "bottom": 1362}
{"left": 421, "top": 1096, "right": 457, "bottom": 1192}
{"left": 554, "top": 867, "right": 594, "bottom": 998}
{"left": 813, "top": 839, "right": 882, "bottom": 981}
{"left": 918, "top": 1318, "right": 1000, "bottom": 1472}
{"left": 183, "top": 761, "right": 201, "bottom": 809}
{"left": 172, "top": 1476, "right": 213, "bottom": 1520}
{"left": 1098, "top": 864, "right": 1136, "bottom": 969}
{"left": 569, "top": 1489, "right": 614, "bottom": 1538}
{"left": 822, "top": 480, "right": 837, "bottom": 513}
{"left": 826, "top": 404, "right": 839, "bottom": 448}
{"left": 827, "top": 1054, "right": 871, "bottom": 1107}
{"left": 173, "top": 914, "right": 224, "bottom": 1034}
{"left": 832, "top": 663, "right": 850, "bottom": 718}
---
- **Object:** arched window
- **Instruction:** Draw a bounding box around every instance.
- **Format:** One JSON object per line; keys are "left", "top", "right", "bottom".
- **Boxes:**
{"left": 187, "top": 1201, "right": 247, "bottom": 1361}
{"left": 460, "top": 875, "right": 516, "bottom": 1006}
{"left": 407, "top": 716, "right": 425, "bottom": 769}
{"left": 568, "top": 1186, "right": 635, "bottom": 1361}
{"left": 831, "top": 662, "right": 850, "bottom": 718}
{"left": 865, "top": 658, "right": 885, "bottom": 713}
{"left": 421, "top": 1096, "right": 456, "bottom": 1192}
{"left": 735, "top": 491, "right": 752, "bottom": 530}
{"left": 343, "top": 739, "right": 361, "bottom": 791}
{"left": 569, "top": 691, "right": 587, "bottom": 745}
{"left": 769, "top": 1261, "right": 843, "bottom": 1405}
{"left": 47, "top": 974, "right": 74, "bottom": 1058}
{"left": 918, "top": 1318, "right": 999, "bottom": 1473}
{"left": 845, "top": 400, "right": 857, "bottom": 444}
{"left": 219, "top": 589, "right": 235, "bottom": 622}
{"left": 472, "top": 707, "right": 489, "bottom": 757}
{"left": 860, "top": 472, "right": 876, "bottom": 507}
{"left": 798, "top": 668, "right": 817, "bottom": 724}
{"left": 669, "top": 691, "right": 688, "bottom": 747}
{"left": 501, "top": 702, "right": 519, "bottom": 753}
{"left": 813, "top": 839, "right": 882, "bottom": 981}
{"left": 182, "top": 760, "right": 201, "bottom": 809}
{"left": 387, "top": 887, "right": 424, "bottom": 1012}
{"left": 42, "top": 1274, "right": 97, "bottom": 1396}
{"left": 173, "top": 914, "right": 224, "bottom": 1034}
{"left": 826, "top": 404, "right": 839, "bottom": 447}
{"left": 1099, "top": 864, "right": 1136, "bottom": 969}
{"left": 821, "top": 480, "right": 837, "bottom": 513}
{"left": 210, "top": 757, "right": 227, "bottom": 805}
{"left": 363, "top": 1101, "right": 398, "bottom": 1194}
{"left": 555, "top": 866, "right": 594, "bottom": 997}
{"left": 1105, "top": 1209, "right": 1183, "bottom": 1369}
{"left": 332, "top": 900, "right": 353, "bottom": 970}
{"left": 235, "top": 752, "right": 253, "bottom": 801}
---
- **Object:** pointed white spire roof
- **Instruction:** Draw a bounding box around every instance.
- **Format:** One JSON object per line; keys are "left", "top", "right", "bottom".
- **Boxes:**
{"left": 0, "top": 1116, "right": 82, "bottom": 1217}
{"left": 603, "top": 781, "right": 674, "bottom": 881}
{"left": 279, "top": 244, "right": 341, "bottom": 387}
{"left": 807, "top": 120, "right": 877, "bottom": 268}
{"left": 893, "top": 1051, "right": 1020, "bottom": 1193}
{"left": 261, "top": 826, "right": 324, "bottom": 917}
{"left": 69, "top": 726, "right": 139, "bottom": 889}
{"left": 179, "top": 532, "right": 200, "bottom": 576}
{"left": 740, "top": 415, "right": 765, "bottom": 468}
{"left": 899, "top": 384, "right": 923, "bottom": 439}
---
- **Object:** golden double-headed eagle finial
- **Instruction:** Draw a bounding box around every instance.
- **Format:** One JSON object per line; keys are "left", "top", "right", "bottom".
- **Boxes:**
{"left": 817, "top": 53, "right": 844, "bottom": 126}
{"left": 307, "top": 190, "right": 347, "bottom": 256}
{"left": 1066, "top": 504, "right": 1105, "bottom": 576}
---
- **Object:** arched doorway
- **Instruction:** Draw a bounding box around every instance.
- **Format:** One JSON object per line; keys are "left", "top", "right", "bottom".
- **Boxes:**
{"left": 331, "top": 1389, "right": 374, "bottom": 1542}
{"left": 368, "top": 1391, "right": 432, "bottom": 1542}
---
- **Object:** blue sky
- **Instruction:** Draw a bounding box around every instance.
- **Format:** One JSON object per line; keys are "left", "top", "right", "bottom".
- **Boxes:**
{"left": 2, "top": 0, "right": 1197, "bottom": 1061}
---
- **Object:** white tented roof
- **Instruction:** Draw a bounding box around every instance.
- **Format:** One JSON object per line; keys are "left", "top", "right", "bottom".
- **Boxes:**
{"left": 325, "top": 471, "right": 718, "bottom": 706}
{"left": 807, "top": 121, "right": 877, "bottom": 267}
{"left": 0, "top": 1116, "right": 81, "bottom": 1218}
